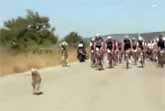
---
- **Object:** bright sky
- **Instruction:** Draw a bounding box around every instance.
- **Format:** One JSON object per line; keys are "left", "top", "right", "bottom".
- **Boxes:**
{"left": 0, "top": 0, "right": 165, "bottom": 37}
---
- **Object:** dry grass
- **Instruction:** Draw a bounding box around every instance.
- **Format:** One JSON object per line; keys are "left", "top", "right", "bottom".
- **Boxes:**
{"left": 0, "top": 48, "right": 77, "bottom": 76}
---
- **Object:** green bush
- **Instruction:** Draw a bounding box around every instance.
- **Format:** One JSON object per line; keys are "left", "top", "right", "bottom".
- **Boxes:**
{"left": 0, "top": 10, "right": 58, "bottom": 51}
{"left": 64, "top": 32, "right": 82, "bottom": 47}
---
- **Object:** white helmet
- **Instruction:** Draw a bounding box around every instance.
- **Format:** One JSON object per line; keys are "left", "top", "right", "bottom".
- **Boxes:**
{"left": 61, "top": 41, "right": 68, "bottom": 46}
{"left": 125, "top": 35, "right": 129, "bottom": 39}
{"left": 78, "top": 43, "right": 84, "bottom": 48}
{"left": 107, "top": 36, "right": 112, "bottom": 39}
{"left": 138, "top": 36, "right": 143, "bottom": 41}
{"left": 163, "top": 37, "right": 165, "bottom": 41}
{"left": 96, "top": 33, "right": 100, "bottom": 37}
{"left": 91, "top": 38, "right": 95, "bottom": 41}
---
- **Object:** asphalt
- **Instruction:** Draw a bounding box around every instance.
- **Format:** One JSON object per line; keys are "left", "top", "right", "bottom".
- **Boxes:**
{"left": 0, "top": 61, "right": 165, "bottom": 111}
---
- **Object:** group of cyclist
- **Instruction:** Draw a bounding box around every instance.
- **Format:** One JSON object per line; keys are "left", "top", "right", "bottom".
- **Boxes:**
{"left": 147, "top": 35, "right": 165, "bottom": 67}
{"left": 89, "top": 34, "right": 165, "bottom": 70}
{"left": 59, "top": 33, "right": 165, "bottom": 69}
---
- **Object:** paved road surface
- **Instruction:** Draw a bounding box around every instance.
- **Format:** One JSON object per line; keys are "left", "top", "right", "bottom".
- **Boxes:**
{"left": 0, "top": 62, "right": 165, "bottom": 111}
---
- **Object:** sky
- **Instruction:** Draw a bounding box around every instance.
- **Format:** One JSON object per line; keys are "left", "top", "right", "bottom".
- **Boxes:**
{"left": 0, "top": 0, "right": 165, "bottom": 37}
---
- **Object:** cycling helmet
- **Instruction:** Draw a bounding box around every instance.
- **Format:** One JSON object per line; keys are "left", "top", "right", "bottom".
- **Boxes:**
{"left": 107, "top": 36, "right": 112, "bottom": 39}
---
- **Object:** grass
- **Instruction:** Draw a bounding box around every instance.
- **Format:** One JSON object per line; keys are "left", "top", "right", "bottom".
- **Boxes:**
{"left": 0, "top": 47, "right": 77, "bottom": 76}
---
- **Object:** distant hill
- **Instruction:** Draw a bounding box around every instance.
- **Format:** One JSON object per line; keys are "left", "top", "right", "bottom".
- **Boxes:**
{"left": 85, "top": 31, "right": 165, "bottom": 43}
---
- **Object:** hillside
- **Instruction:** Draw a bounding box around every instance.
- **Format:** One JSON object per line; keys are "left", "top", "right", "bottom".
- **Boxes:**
{"left": 86, "top": 31, "right": 165, "bottom": 42}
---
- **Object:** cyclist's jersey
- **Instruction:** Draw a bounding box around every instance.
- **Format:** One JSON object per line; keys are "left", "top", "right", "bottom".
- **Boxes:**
{"left": 118, "top": 43, "right": 122, "bottom": 50}
{"left": 124, "top": 39, "right": 131, "bottom": 50}
{"left": 114, "top": 42, "right": 118, "bottom": 50}
{"left": 138, "top": 40, "right": 143, "bottom": 47}
{"left": 95, "top": 39, "right": 102, "bottom": 49}
{"left": 138, "top": 40, "right": 144, "bottom": 50}
{"left": 132, "top": 41, "right": 137, "bottom": 50}
{"left": 106, "top": 39, "right": 113, "bottom": 50}
{"left": 158, "top": 40, "right": 165, "bottom": 50}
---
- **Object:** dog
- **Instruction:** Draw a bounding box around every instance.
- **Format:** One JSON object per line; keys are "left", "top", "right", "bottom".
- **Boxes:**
{"left": 31, "top": 69, "right": 43, "bottom": 95}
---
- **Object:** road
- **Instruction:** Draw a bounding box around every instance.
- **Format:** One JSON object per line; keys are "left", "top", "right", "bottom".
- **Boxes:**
{"left": 0, "top": 61, "right": 165, "bottom": 111}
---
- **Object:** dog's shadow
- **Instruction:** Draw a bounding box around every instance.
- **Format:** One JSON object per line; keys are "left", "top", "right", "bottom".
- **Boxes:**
{"left": 33, "top": 92, "right": 44, "bottom": 96}
{"left": 62, "top": 65, "right": 71, "bottom": 68}
{"left": 137, "top": 66, "right": 144, "bottom": 68}
{"left": 122, "top": 66, "right": 132, "bottom": 69}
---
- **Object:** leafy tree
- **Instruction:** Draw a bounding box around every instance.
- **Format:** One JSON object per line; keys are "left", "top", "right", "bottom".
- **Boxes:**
{"left": 64, "top": 32, "right": 82, "bottom": 46}
{"left": 0, "top": 10, "right": 58, "bottom": 50}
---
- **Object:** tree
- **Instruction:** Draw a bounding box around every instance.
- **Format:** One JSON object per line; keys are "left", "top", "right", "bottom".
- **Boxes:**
{"left": 0, "top": 10, "right": 58, "bottom": 50}
{"left": 64, "top": 32, "right": 82, "bottom": 46}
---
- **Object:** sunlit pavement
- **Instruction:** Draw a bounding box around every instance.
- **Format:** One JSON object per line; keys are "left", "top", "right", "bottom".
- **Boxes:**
{"left": 0, "top": 61, "right": 165, "bottom": 111}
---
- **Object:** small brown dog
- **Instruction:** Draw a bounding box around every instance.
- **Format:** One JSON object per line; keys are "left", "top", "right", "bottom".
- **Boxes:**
{"left": 31, "top": 69, "right": 42, "bottom": 95}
